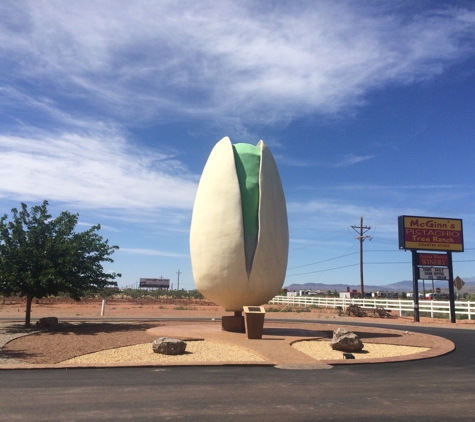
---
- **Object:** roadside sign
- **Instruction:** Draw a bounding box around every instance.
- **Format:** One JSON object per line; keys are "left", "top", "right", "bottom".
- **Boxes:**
{"left": 419, "top": 267, "right": 449, "bottom": 280}
{"left": 454, "top": 276, "right": 465, "bottom": 291}
{"left": 398, "top": 215, "right": 464, "bottom": 252}
{"left": 417, "top": 253, "right": 448, "bottom": 267}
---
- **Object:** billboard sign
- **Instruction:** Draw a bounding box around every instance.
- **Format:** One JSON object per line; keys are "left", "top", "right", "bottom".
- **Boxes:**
{"left": 419, "top": 267, "right": 449, "bottom": 280}
{"left": 398, "top": 216, "right": 464, "bottom": 252}
{"left": 417, "top": 253, "right": 449, "bottom": 267}
{"left": 139, "top": 277, "right": 170, "bottom": 288}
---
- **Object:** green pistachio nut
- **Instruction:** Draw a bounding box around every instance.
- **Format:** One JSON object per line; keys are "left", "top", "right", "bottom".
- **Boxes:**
{"left": 190, "top": 136, "right": 289, "bottom": 311}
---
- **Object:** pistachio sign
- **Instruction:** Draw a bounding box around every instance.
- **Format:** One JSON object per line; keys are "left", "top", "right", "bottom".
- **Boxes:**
{"left": 398, "top": 215, "right": 464, "bottom": 323}
{"left": 398, "top": 216, "right": 464, "bottom": 252}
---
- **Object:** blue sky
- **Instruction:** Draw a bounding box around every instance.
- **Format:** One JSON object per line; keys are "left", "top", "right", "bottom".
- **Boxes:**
{"left": 1, "top": 1, "right": 474, "bottom": 291}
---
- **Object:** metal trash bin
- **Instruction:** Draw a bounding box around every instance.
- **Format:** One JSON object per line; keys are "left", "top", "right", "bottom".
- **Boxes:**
{"left": 243, "top": 306, "right": 266, "bottom": 339}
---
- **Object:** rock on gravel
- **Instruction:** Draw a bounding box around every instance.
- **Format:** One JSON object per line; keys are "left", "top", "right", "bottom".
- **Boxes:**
{"left": 152, "top": 337, "right": 187, "bottom": 355}
{"left": 330, "top": 328, "right": 364, "bottom": 352}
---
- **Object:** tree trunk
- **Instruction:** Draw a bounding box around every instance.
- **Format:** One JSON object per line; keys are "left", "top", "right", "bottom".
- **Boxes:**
{"left": 25, "top": 293, "right": 34, "bottom": 327}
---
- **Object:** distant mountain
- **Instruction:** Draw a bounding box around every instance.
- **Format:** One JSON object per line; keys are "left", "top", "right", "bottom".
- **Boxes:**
{"left": 284, "top": 276, "right": 475, "bottom": 293}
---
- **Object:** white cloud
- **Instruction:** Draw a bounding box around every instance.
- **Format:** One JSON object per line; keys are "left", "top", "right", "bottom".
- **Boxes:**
{"left": 333, "top": 154, "right": 376, "bottom": 167}
{"left": 273, "top": 154, "right": 314, "bottom": 167}
{"left": 0, "top": 128, "right": 198, "bottom": 211}
{"left": 326, "top": 184, "right": 470, "bottom": 190}
{"left": 287, "top": 180, "right": 475, "bottom": 245}
{"left": 119, "top": 248, "right": 188, "bottom": 258}
{"left": 1, "top": 1, "right": 474, "bottom": 126}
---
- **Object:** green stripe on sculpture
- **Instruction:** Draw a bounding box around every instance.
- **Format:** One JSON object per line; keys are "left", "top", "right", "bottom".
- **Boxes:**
{"left": 190, "top": 136, "right": 288, "bottom": 311}
{"left": 232, "top": 143, "right": 261, "bottom": 275}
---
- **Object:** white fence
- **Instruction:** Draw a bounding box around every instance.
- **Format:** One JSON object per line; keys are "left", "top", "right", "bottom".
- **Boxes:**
{"left": 268, "top": 295, "right": 475, "bottom": 320}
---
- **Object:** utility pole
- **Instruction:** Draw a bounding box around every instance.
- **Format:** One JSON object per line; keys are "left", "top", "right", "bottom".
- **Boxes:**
{"left": 176, "top": 270, "right": 182, "bottom": 291}
{"left": 351, "top": 217, "right": 372, "bottom": 298}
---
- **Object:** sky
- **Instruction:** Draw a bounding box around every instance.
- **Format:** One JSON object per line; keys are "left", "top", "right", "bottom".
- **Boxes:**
{"left": 1, "top": 0, "right": 474, "bottom": 291}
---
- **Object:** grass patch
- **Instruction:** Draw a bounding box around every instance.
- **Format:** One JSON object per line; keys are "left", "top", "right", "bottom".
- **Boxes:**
{"left": 173, "top": 305, "right": 197, "bottom": 311}
{"left": 296, "top": 307, "right": 311, "bottom": 313}
{"left": 267, "top": 306, "right": 316, "bottom": 313}
{"left": 266, "top": 307, "right": 293, "bottom": 312}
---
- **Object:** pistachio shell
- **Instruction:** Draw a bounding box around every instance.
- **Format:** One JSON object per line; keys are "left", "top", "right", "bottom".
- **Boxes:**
{"left": 190, "top": 137, "right": 288, "bottom": 311}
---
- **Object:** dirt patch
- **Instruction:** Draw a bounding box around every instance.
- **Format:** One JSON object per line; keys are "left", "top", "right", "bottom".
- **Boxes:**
{"left": 2, "top": 322, "right": 159, "bottom": 364}
{"left": 0, "top": 298, "right": 223, "bottom": 320}
{"left": 2, "top": 298, "right": 474, "bottom": 325}
{"left": 3, "top": 298, "right": 475, "bottom": 330}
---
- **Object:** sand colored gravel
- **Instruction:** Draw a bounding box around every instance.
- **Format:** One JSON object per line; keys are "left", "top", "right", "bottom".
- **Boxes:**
{"left": 61, "top": 340, "right": 265, "bottom": 364}
{"left": 292, "top": 340, "right": 430, "bottom": 360}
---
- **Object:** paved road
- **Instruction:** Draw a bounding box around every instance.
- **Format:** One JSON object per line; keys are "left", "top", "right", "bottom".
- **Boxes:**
{"left": 1, "top": 322, "right": 474, "bottom": 421}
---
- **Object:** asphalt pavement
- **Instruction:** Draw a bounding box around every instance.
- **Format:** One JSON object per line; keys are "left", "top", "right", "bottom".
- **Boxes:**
{"left": 1, "top": 320, "right": 474, "bottom": 421}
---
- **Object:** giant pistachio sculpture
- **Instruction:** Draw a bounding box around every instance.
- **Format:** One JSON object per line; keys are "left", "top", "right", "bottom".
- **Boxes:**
{"left": 190, "top": 136, "right": 289, "bottom": 311}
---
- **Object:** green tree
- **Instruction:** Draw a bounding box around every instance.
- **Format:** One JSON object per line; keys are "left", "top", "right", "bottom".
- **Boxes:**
{"left": 0, "top": 201, "right": 120, "bottom": 326}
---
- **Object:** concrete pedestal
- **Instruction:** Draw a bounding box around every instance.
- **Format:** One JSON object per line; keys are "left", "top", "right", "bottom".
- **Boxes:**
{"left": 222, "top": 313, "right": 245, "bottom": 333}
{"left": 243, "top": 306, "right": 266, "bottom": 339}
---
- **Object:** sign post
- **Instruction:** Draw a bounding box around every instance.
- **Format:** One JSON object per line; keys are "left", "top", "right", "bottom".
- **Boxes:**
{"left": 411, "top": 250, "right": 420, "bottom": 322}
{"left": 448, "top": 252, "right": 456, "bottom": 322}
{"left": 399, "top": 215, "right": 464, "bottom": 324}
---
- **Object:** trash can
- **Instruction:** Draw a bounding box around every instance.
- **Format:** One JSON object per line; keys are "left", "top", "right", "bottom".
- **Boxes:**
{"left": 243, "top": 306, "right": 266, "bottom": 339}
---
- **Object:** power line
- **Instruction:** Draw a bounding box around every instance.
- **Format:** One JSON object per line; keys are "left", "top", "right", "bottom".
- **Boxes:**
{"left": 286, "top": 259, "right": 475, "bottom": 277}
{"left": 285, "top": 238, "right": 474, "bottom": 277}
{"left": 286, "top": 263, "right": 360, "bottom": 277}
{"left": 287, "top": 252, "right": 359, "bottom": 270}
{"left": 366, "top": 249, "right": 401, "bottom": 252}
{"left": 365, "top": 261, "right": 410, "bottom": 265}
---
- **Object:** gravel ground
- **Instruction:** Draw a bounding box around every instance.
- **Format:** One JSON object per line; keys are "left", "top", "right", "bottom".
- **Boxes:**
{"left": 60, "top": 340, "right": 430, "bottom": 365}
{"left": 292, "top": 340, "right": 430, "bottom": 360}
{"left": 0, "top": 321, "right": 439, "bottom": 366}
{"left": 61, "top": 341, "right": 266, "bottom": 364}
{"left": 0, "top": 324, "right": 38, "bottom": 365}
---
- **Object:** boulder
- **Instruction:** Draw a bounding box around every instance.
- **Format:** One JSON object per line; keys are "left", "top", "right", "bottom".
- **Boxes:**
{"left": 152, "top": 337, "right": 187, "bottom": 355}
{"left": 35, "top": 317, "right": 59, "bottom": 328}
{"left": 330, "top": 328, "right": 364, "bottom": 352}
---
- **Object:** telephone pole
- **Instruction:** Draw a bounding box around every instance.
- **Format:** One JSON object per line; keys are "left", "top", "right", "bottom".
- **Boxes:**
{"left": 176, "top": 270, "right": 182, "bottom": 291}
{"left": 351, "top": 217, "right": 372, "bottom": 298}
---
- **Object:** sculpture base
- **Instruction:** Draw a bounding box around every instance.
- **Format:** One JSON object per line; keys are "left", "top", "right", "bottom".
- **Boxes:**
{"left": 244, "top": 310, "right": 265, "bottom": 339}
{"left": 222, "top": 315, "right": 245, "bottom": 333}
